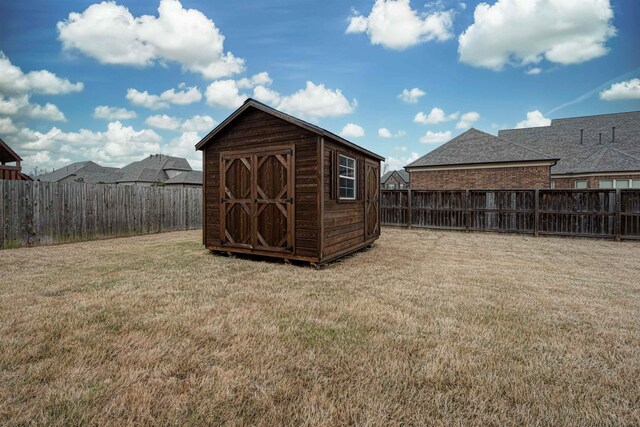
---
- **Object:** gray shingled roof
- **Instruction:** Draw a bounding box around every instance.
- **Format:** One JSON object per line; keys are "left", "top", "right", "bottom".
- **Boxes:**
{"left": 406, "top": 128, "right": 552, "bottom": 169}
{"left": 381, "top": 170, "right": 409, "bottom": 184}
{"left": 36, "top": 161, "right": 120, "bottom": 183}
{"left": 165, "top": 170, "right": 203, "bottom": 185}
{"left": 498, "top": 111, "right": 640, "bottom": 174}
{"left": 115, "top": 154, "right": 192, "bottom": 183}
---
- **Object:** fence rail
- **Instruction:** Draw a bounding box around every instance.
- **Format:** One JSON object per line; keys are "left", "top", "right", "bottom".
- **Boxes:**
{"left": 381, "top": 189, "right": 640, "bottom": 240}
{"left": 1, "top": 180, "right": 202, "bottom": 249}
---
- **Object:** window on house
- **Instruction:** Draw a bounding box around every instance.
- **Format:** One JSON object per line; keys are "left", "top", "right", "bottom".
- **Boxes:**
{"left": 575, "top": 180, "right": 588, "bottom": 189}
{"left": 339, "top": 154, "right": 356, "bottom": 200}
{"left": 399, "top": 183, "right": 405, "bottom": 189}
{"left": 388, "top": 183, "right": 396, "bottom": 190}
{"left": 599, "top": 180, "right": 613, "bottom": 189}
{"left": 632, "top": 180, "right": 640, "bottom": 189}
{"left": 550, "top": 180, "right": 555, "bottom": 189}
{"left": 615, "top": 179, "right": 630, "bottom": 189}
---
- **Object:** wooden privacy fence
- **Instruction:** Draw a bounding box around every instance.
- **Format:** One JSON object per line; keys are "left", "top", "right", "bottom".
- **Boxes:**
{"left": 1, "top": 180, "right": 202, "bottom": 249}
{"left": 381, "top": 189, "right": 640, "bottom": 241}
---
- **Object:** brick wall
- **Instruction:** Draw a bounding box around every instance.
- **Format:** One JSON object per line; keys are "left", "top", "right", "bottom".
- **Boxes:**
{"left": 382, "top": 175, "right": 407, "bottom": 189}
{"left": 410, "top": 165, "right": 551, "bottom": 190}
{"left": 553, "top": 174, "right": 640, "bottom": 189}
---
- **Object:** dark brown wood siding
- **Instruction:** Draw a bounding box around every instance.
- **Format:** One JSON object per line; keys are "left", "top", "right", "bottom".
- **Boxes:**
{"left": 322, "top": 138, "right": 378, "bottom": 258}
{"left": 203, "top": 108, "right": 319, "bottom": 258}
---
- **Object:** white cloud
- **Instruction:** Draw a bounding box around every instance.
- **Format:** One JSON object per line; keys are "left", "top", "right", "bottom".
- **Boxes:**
{"left": 181, "top": 115, "right": 216, "bottom": 132}
{"left": 456, "top": 111, "right": 480, "bottom": 129}
{"left": 420, "top": 130, "right": 451, "bottom": 144}
{"left": 340, "top": 123, "right": 365, "bottom": 138}
{"left": 459, "top": 0, "right": 616, "bottom": 70}
{"left": 165, "top": 131, "right": 202, "bottom": 170}
{"left": 414, "top": 107, "right": 458, "bottom": 125}
{"left": 126, "top": 85, "right": 201, "bottom": 110}
{"left": 275, "top": 81, "right": 357, "bottom": 120}
{"left": 237, "top": 72, "right": 273, "bottom": 89}
{"left": 0, "top": 51, "right": 83, "bottom": 96}
{"left": 10, "top": 121, "right": 163, "bottom": 170}
{"left": 253, "top": 85, "right": 282, "bottom": 105}
{"left": 205, "top": 79, "right": 247, "bottom": 109}
{"left": 398, "top": 87, "right": 426, "bottom": 103}
{"left": 0, "top": 94, "right": 66, "bottom": 122}
{"left": 526, "top": 67, "right": 542, "bottom": 75}
{"left": 383, "top": 151, "right": 420, "bottom": 172}
{"left": 93, "top": 105, "right": 137, "bottom": 120}
{"left": 0, "top": 95, "right": 29, "bottom": 116}
{"left": 0, "top": 117, "right": 18, "bottom": 134}
{"left": 347, "top": 0, "right": 454, "bottom": 50}
{"left": 599, "top": 78, "right": 640, "bottom": 101}
{"left": 515, "top": 110, "right": 551, "bottom": 128}
{"left": 145, "top": 114, "right": 181, "bottom": 130}
{"left": 57, "top": 0, "right": 245, "bottom": 79}
{"left": 378, "top": 127, "right": 406, "bottom": 138}
{"left": 27, "top": 103, "right": 66, "bottom": 122}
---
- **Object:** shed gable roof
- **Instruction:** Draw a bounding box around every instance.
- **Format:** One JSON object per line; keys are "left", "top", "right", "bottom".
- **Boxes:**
{"left": 195, "top": 98, "right": 384, "bottom": 161}
{"left": 406, "top": 128, "right": 554, "bottom": 169}
{"left": 0, "top": 137, "right": 22, "bottom": 163}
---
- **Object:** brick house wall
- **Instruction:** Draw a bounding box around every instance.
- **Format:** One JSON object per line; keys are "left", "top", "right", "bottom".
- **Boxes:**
{"left": 410, "top": 165, "right": 551, "bottom": 190}
{"left": 553, "top": 173, "right": 640, "bottom": 189}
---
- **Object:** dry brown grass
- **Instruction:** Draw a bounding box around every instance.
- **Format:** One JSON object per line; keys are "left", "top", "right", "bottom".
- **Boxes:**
{"left": 1, "top": 228, "right": 639, "bottom": 426}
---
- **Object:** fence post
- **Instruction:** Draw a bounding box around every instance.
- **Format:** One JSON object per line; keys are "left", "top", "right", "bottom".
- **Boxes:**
{"left": 615, "top": 189, "right": 621, "bottom": 241}
{"left": 407, "top": 189, "right": 412, "bottom": 228}
{"left": 534, "top": 189, "right": 539, "bottom": 237}
{"left": 465, "top": 189, "right": 470, "bottom": 231}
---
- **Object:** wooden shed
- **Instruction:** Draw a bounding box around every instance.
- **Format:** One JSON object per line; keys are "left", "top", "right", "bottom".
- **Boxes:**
{"left": 0, "top": 137, "right": 31, "bottom": 181}
{"left": 195, "top": 99, "right": 384, "bottom": 265}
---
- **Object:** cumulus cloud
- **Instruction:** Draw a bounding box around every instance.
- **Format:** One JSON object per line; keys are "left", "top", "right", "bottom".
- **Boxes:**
{"left": 526, "top": 67, "right": 542, "bottom": 75}
{"left": 9, "top": 122, "right": 163, "bottom": 170}
{"left": 93, "top": 105, "right": 137, "bottom": 120}
{"left": 0, "top": 52, "right": 83, "bottom": 95}
{"left": 456, "top": 111, "right": 480, "bottom": 129}
{"left": 599, "top": 78, "right": 640, "bottom": 101}
{"left": 164, "top": 131, "right": 202, "bottom": 170}
{"left": 459, "top": 0, "right": 616, "bottom": 70}
{"left": 378, "top": 128, "right": 406, "bottom": 138}
{"left": 277, "top": 82, "right": 357, "bottom": 120}
{"left": 205, "top": 80, "right": 247, "bottom": 109}
{"left": 515, "top": 110, "right": 551, "bottom": 128}
{"left": 145, "top": 114, "right": 181, "bottom": 130}
{"left": 181, "top": 115, "right": 215, "bottom": 132}
{"left": 57, "top": 0, "right": 244, "bottom": 79}
{"left": 126, "top": 84, "right": 201, "bottom": 110}
{"left": 28, "top": 103, "right": 67, "bottom": 122}
{"left": 347, "top": 0, "right": 454, "bottom": 50}
{"left": 340, "top": 123, "right": 365, "bottom": 138}
{"left": 253, "top": 85, "right": 282, "bottom": 105}
{"left": 382, "top": 151, "right": 420, "bottom": 172}
{"left": 237, "top": 72, "right": 273, "bottom": 89}
{"left": 398, "top": 87, "right": 426, "bottom": 103}
{"left": 420, "top": 130, "right": 451, "bottom": 144}
{"left": 414, "top": 107, "right": 458, "bottom": 125}
{"left": 0, "top": 117, "right": 18, "bottom": 134}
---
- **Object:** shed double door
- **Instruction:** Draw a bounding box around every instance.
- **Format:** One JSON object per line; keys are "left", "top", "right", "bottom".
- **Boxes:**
{"left": 220, "top": 146, "right": 295, "bottom": 253}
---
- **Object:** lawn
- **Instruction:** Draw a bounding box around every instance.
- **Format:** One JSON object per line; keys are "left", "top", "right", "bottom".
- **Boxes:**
{"left": 1, "top": 228, "right": 639, "bottom": 426}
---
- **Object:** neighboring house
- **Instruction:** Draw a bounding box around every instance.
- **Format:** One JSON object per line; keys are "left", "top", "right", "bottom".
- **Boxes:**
{"left": 34, "top": 161, "right": 119, "bottom": 184}
{"left": 36, "top": 154, "right": 201, "bottom": 186}
{"left": 381, "top": 170, "right": 409, "bottom": 190}
{"left": 164, "top": 170, "right": 202, "bottom": 187}
{"left": 498, "top": 111, "right": 640, "bottom": 189}
{"left": 406, "top": 129, "right": 557, "bottom": 189}
{"left": 0, "top": 137, "right": 32, "bottom": 181}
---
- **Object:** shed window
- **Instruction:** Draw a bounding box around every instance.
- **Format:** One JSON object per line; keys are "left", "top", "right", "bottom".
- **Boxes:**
{"left": 339, "top": 154, "right": 356, "bottom": 200}
{"left": 575, "top": 180, "right": 588, "bottom": 189}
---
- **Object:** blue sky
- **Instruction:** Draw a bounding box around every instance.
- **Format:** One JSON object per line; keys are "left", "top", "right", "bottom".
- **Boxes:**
{"left": 1, "top": 0, "right": 639, "bottom": 173}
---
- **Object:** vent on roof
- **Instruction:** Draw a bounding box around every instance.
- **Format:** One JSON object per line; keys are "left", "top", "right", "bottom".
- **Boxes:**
{"left": 580, "top": 129, "right": 583, "bottom": 145}
{"left": 612, "top": 126, "right": 615, "bottom": 143}
{"left": 599, "top": 133, "right": 602, "bottom": 145}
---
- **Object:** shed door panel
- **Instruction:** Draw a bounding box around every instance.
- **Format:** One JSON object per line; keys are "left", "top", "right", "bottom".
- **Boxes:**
{"left": 365, "top": 161, "right": 380, "bottom": 240}
{"left": 220, "top": 147, "right": 294, "bottom": 253}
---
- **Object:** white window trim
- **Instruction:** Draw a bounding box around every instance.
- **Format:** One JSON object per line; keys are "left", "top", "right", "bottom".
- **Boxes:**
{"left": 575, "top": 180, "right": 588, "bottom": 189}
{"left": 599, "top": 179, "right": 639, "bottom": 189}
{"left": 339, "top": 154, "right": 356, "bottom": 200}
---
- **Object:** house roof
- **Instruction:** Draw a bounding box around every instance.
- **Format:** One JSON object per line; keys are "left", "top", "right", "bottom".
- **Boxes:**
{"left": 115, "top": 154, "right": 192, "bottom": 183}
{"left": 0, "top": 137, "right": 22, "bottom": 163}
{"left": 498, "top": 111, "right": 640, "bottom": 175}
{"left": 406, "top": 128, "right": 555, "bottom": 169}
{"left": 165, "top": 170, "right": 203, "bottom": 185}
{"left": 36, "top": 161, "right": 119, "bottom": 183}
{"left": 381, "top": 169, "right": 409, "bottom": 183}
{"left": 195, "top": 98, "right": 385, "bottom": 161}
